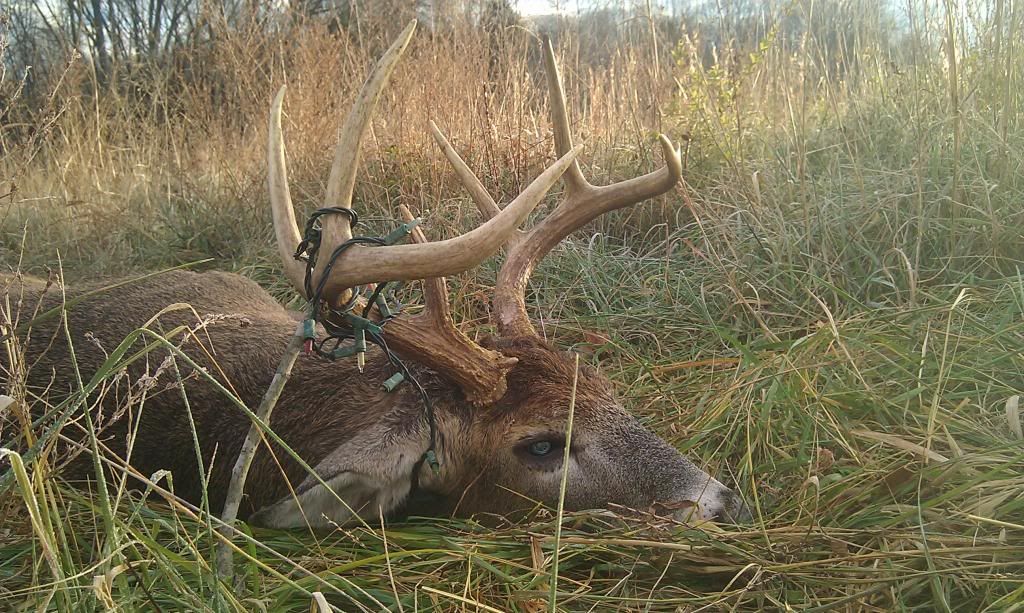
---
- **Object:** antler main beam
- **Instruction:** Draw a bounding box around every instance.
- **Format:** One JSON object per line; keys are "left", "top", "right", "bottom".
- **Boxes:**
{"left": 491, "top": 37, "right": 684, "bottom": 337}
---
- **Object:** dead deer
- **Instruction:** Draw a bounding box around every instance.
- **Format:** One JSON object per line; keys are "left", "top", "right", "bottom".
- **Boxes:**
{"left": 2, "top": 22, "right": 749, "bottom": 529}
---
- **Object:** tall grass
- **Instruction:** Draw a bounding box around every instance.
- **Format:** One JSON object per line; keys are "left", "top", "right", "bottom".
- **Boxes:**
{"left": 2, "top": 0, "right": 1023, "bottom": 610}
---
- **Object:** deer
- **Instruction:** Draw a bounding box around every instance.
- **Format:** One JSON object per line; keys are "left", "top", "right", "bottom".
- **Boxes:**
{"left": 1, "top": 22, "right": 750, "bottom": 530}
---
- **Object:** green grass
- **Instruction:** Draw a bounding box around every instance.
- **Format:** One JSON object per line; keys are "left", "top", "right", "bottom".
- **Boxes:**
{"left": 3, "top": 1, "right": 1024, "bottom": 610}
{"left": 2, "top": 255, "right": 1022, "bottom": 610}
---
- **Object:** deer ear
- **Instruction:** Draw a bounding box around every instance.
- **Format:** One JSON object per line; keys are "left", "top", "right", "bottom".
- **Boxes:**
{"left": 248, "top": 421, "right": 429, "bottom": 529}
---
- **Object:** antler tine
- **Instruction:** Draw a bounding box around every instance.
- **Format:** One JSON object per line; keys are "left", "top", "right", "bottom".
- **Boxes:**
{"left": 399, "top": 204, "right": 452, "bottom": 325}
{"left": 316, "top": 20, "right": 417, "bottom": 305}
{"left": 492, "top": 38, "right": 684, "bottom": 337}
{"left": 268, "top": 86, "right": 307, "bottom": 297}
{"left": 542, "top": 35, "right": 588, "bottom": 195}
{"left": 429, "top": 120, "right": 527, "bottom": 250}
{"left": 323, "top": 24, "right": 416, "bottom": 216}
{"left": 377, "top": 205, "right": 518, "bottom": 406}
{"left": 429, "top": 121, "right": 501, "bottom": 221}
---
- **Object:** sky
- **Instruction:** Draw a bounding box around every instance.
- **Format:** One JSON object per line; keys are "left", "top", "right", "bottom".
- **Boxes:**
{"left": 513, "top": 0, "right": 578, "bottom": 15}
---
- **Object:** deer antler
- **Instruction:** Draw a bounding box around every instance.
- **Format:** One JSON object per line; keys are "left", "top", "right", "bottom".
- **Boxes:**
{"left": 267, "top": 21, "right": 577, "bottom": 404}
{"left": 269, "top": 21, "right": 578, "bottom": 308}
{"left": 380, "top": 206, "right": 519, "bottom": 405}
{"left": 491, "top": 37, "right": 684, "bottom": 337}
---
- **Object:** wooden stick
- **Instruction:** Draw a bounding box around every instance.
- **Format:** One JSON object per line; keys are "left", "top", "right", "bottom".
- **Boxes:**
{"left": 216, "top": 321, "right": 304, "bottom": 581}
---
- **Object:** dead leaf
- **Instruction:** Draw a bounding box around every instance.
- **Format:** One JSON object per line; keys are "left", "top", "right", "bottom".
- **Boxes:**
{"left": 529, "top": 536, "right": 544, "bottom": 573}
{"left": 815, "top": 447, "right": 835, "bottom": 473}
{"left": 521, "top": 599, "right": 547, "bottom": 613}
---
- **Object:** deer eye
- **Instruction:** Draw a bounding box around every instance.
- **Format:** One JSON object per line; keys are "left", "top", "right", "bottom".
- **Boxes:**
{"left": 528, "top": 441, "right": 554, "bottom": 456}
{"left": 514, "top": 435, "right": 567, "bottom": 468}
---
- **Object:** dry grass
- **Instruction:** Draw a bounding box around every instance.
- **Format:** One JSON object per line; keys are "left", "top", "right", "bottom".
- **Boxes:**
{"left": 2, "top": 1, "right": 1023, "bottom": 611}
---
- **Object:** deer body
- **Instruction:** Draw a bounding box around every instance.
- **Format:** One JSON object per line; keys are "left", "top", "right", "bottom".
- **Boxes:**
{"left": 6, "top": 270, "right": 744, "bottom": 527}
{"left": 3, "top": 22, "right": 749, "bottom": 529}
{"left": 7, "top": 271, "right": 412, "bottom": 518}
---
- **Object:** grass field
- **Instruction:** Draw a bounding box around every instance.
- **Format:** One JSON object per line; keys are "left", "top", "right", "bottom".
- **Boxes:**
{"left": 2, "top": 1, "right": 1023, "bottom": 610}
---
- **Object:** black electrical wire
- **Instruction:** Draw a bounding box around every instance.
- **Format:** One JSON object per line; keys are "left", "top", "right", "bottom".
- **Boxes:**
{"left": 294, "top": 207, "right": 440, "bottom": 477}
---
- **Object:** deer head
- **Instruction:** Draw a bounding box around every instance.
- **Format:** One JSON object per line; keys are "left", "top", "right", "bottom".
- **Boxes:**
{"left": 252, "top": 21, "right": 749, "bottom": 528}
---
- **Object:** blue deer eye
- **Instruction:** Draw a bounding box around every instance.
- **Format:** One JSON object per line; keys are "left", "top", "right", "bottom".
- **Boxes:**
{"left": 528, "top": 440, "right": 554, "bottom": 456}
{"left": 515, "top": 435, "right": 568, "bottom": 466}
